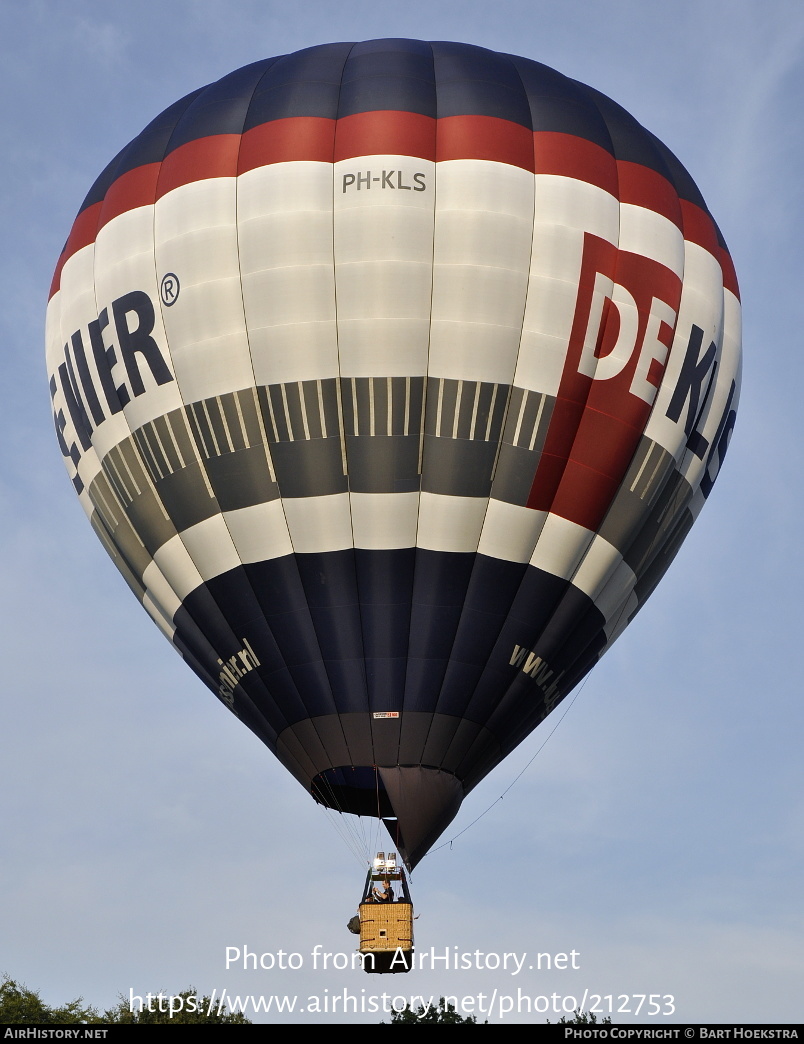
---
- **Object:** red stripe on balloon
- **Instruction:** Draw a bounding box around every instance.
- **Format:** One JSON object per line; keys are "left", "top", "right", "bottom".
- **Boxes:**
{"left": 534, "top": 132, "right": 618, "bottom": 196}
{"left": 334, "top": 110, "right": 436, "bottom": 162}
{"left": 617, "top": 160, "right": 682, "bottom": 228}
{"left": 717, "top": 246, "right": 739, "bottom": 300}
{"left": 679, "top": 200, "right": 740, "bottom": 300}
{"left": 97, "top": 163, "right": 161, "bottom": 230}
{"left": 156, "top": 134, "right": 242, "bottom": 198}
{"left": 679, "top": 199, "right": 720, "bottom": 256}
{"left": 436, "top": 115, "right": 535, "bottom": 172}
{"left": 49, "top": 202, "right": 102, "bottom": 298}
{"left": 239, "top": 116, "right": 335, "bottom": 171}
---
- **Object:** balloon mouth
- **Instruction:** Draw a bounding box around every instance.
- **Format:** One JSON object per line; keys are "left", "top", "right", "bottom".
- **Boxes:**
{"left": 311, "top": 766, "right": 394, "bottom": 818}
{"left": 310, "top": 765, "right": 464, "bottom": 869}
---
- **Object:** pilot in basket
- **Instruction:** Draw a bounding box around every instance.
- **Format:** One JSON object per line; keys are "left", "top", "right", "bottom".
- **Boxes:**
{"left": 352, "top": 852, "right": 413, "bottom": 974}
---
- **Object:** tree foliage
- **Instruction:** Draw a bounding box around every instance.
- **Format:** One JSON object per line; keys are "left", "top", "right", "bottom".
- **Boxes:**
{"left": 549, "top": 1008, "right": 613, "bottom": 1024}
{"left": 104, "top": 989, "right": 250, "bottom": 1024}
{"left": 385, "top": 996, "right": 484, "bottom": 1024}
{"left": 0, "top": 976, "right": 250, "bottom": 1025}
{"left": 0, "top": 977, "right": 100, "bottom": 1025}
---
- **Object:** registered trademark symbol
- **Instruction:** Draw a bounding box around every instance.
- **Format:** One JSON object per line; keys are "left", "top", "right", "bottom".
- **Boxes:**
{"left": 160, "top": 272, "right": 180, "bottom": 307}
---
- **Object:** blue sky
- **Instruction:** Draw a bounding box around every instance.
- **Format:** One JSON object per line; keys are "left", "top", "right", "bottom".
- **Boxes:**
{"left": 2, "top": 0, "right": 803, "bottom": 1024}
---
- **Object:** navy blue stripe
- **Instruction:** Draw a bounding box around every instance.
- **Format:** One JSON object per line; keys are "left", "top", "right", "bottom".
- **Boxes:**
{"left": 171, "top": 600, "right": 288, "bottom": 743}
{"left": 243, "top": 42, "right": 353, "bottom": 127}
{"left": 173, "top": 548, "right": 619, "bottom": 801}
{"left": 401, "top": 550, "right": 476, "bottom": 713}
{"left": 354, "top": 548, "right": 415, "bottom": 710}
{"left": 508, "top": 55, "right": 615, "bottom": 151}
{"left": 585, "top": 85, "right": 677, "bottom": 181}
{"left": 338, "top": 41, "right": 436, "bottom": 119}
{"left": 79, "top": 89, "right": 203, "bottom": 211}
{"left": 295, "top": 549, "right": 368, "bottom": 711}
{"left": 431, "top": 41, "right": 533, "bottom": 126}
{"left": 173, "top": 548, "right": 611, "bottom": 736}
{"left": 79, "top": 150, "right": 126, "bottom": 213}
{"left": 446, "top": 567, "right": 603, "bottom": 723}
{"left": 165, "top": 58, "right": 279, "bottom": 153}
{"left": 244, "top": 556, "right": 359, "bottom": 717}
{"left": 646, "top": 132, "right": 710, "bottom": 213}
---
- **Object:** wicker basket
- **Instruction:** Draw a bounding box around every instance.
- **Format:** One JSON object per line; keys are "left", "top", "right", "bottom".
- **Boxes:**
{"left": 359, "top": 901, "right": 413, "bottom": 972}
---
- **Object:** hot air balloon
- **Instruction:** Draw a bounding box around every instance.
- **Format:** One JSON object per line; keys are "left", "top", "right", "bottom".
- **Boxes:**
{"left": 46, "top": 40, "right": 741, "bottom": 876}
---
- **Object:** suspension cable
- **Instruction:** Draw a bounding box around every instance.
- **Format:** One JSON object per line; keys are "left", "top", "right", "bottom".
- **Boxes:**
{"left": 428, "top": 673, "right": 593, "bottom": 856}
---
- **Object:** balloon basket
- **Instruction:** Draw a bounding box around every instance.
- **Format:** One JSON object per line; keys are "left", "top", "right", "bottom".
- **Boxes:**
{"left": 358, "top": 902, "right": 414, "bottom": 974}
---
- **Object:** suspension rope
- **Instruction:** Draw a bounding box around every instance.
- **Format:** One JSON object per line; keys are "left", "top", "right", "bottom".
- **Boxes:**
{"left": 429, "top": 672, "right": 593, "bottom": 856}
{"left": 428, "top": 571, "right": 645, "bottom": 857}
{"left": 312, "top": 771, "right": 372, "bottom": 868}
{"left": 318, "top": 803, "right": 372, "bottom": 870}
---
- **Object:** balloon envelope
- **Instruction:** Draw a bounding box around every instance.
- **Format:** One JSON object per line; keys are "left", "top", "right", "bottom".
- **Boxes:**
{"left": 47, "top": 40, "right": 741, "bottom": 868}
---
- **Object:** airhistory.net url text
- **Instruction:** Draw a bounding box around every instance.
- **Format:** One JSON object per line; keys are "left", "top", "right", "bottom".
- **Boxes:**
{"left": 127, "top": 987, "right": 676, "bottom": 1020}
